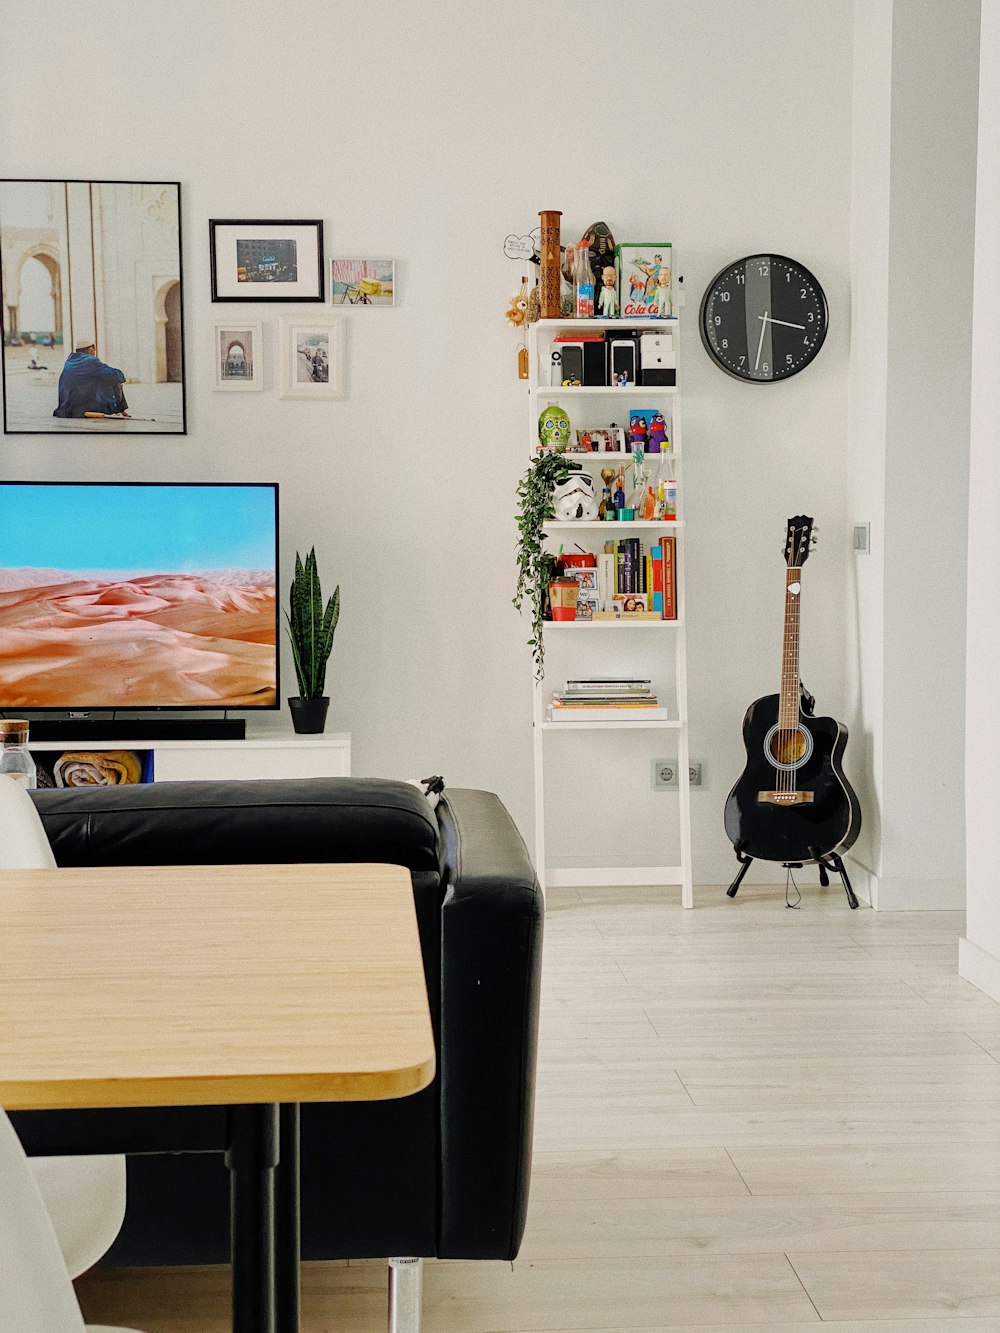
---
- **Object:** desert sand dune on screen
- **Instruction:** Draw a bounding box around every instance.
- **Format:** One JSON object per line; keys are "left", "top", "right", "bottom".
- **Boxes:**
{"left": 0, "top": 571, "right": 277, "bottom": 707}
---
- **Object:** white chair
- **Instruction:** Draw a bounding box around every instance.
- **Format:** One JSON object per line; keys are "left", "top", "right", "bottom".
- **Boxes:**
{"left": 0, "top": 1107, "right": 140, "bottom": 1332}
{"left": 0, "top": 774, "right": 127, "bottom": 1277}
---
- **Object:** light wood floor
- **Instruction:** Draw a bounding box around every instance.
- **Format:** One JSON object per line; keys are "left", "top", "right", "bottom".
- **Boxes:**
{"left": 77, "top": 882, "right": 1000, "bottom": 1331}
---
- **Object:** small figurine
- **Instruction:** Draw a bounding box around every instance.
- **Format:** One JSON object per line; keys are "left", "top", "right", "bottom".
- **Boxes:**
{"left": 598, "top": 265, "right": 619, "bottom": 318}
{"left": 600, "top": 466, "right": 617, "bottom": 493}
{"left": 505, "top": 275, "right": 529, "bottom": 327}
{"left": 615, "top": 371, "right": 629, "bottom": 387}
{"left": 654, "top": 263, "right": 673, "bottom": 318}
{"left": 629, "top": 412, "right": 648, "bottom": 450}
{"left": 647, "top": 411, "right": 669, "bottom": 453}
{"left": 538, "top": 403, "right": 572, "bottom": 451}
{"left": 561, "top": 376, "right": 582, "bottom": 387}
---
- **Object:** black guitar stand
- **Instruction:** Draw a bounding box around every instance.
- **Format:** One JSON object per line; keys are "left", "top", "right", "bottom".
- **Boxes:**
{"left": 726, "top": 840, "right": 859, "bottom": 910}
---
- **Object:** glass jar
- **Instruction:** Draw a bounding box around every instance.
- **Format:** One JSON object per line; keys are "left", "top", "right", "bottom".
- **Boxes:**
{"left": 0, "top": 719, "right": 37, "bottom": 788}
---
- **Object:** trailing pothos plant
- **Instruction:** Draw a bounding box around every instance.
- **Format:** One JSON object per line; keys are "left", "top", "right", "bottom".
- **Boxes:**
{"left": 513, "top": 451, "right": 581, "bottom": 680}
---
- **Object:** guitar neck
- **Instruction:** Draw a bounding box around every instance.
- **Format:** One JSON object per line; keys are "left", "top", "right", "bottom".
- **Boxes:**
{"left": 778, "top": 566, "right": 802, "bottom": 730}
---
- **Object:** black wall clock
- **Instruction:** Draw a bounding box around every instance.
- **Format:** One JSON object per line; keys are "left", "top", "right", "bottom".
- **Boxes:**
{"left": 699, "top": 254, "right": 828, "bottom": 383}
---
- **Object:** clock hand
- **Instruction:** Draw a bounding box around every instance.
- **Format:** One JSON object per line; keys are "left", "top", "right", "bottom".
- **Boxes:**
{"left": 764, "top": 316, "right": 806, "bottom": 330}
{"left": 754, "top": 311, "right": 768, "bottom": 371}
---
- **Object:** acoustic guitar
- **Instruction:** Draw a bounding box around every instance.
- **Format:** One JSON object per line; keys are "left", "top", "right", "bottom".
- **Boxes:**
{"left": 724, "top": 515, "right": 861, "bottom": 876}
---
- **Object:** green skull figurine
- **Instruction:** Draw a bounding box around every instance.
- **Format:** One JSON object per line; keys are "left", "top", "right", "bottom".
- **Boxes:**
{"left": 538, "top": 404, "right": 572, "bottom": 451}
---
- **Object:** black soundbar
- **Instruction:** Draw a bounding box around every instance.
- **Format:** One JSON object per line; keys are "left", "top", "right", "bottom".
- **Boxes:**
{"left": 24, "top": 719, "right": 247, "bottom": 742}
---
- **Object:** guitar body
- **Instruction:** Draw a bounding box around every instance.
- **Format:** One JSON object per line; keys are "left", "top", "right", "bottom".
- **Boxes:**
{"left": 724, "top": 692, "right": 861, "bottom": 864}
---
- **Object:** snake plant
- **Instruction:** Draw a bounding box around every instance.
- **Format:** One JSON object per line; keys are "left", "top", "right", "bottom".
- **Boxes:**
{"left": 285, "top": 548, "right": 340, "bottom": 698}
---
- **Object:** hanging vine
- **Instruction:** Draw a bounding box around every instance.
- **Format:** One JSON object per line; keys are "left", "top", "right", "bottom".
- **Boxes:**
{"left": 513, "top": 451, "right": 581, "bottom": 680}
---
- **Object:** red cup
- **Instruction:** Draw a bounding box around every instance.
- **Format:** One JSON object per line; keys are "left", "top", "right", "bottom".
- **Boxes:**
{"left": 549, "top": 580, "right": 580, "bottom": 621}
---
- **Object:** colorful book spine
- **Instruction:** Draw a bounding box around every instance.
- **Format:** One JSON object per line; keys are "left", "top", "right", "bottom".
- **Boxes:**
{"left": 660, "top": 536, "right": 677, "bottom": 620}
{"left": 651, "top": 545, "right": 664, "bottom": 615}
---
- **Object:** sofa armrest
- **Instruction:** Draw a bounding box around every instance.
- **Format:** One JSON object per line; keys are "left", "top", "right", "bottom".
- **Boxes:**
{"left": 435, "top": 787, "right": 543, "bottom": 1259}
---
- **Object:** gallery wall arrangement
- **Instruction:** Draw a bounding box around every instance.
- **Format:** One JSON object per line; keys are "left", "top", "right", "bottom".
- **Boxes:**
{"left": 0, "top": 184, "right": 398, "bottom": 426}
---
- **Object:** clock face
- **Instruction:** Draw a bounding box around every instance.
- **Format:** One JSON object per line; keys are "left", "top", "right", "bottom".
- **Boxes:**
{"left": 699, "top": 254, "right": 828, "bottom": 382}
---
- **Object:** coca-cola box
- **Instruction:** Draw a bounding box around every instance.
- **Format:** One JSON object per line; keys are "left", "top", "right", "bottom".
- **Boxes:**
{"left": 617, "top": 242, "right": 673, "bottom": 319}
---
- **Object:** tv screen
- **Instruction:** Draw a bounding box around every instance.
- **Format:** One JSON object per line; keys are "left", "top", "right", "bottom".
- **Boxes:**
{"left": 0, "top": 482, "right": 278, "bottom": 710}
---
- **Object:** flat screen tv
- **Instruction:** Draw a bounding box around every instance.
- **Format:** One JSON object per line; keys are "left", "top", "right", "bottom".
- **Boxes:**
{"left": 0, "top": 482, "right": 278, "bottom": 711}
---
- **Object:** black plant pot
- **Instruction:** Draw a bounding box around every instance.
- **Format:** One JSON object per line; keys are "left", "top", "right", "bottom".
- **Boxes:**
{"left": 288, "top": 696, "right": 330, "bottom": 734}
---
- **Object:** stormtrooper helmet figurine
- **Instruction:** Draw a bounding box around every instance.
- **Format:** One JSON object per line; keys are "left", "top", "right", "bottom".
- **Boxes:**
{"left": 552, "top": 472, "right": 599, "bottom": 521}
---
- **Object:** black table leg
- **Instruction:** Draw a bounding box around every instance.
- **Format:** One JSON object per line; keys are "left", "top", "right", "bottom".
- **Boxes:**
{"left": 226, "top": 1104, "right": 279, "bottom": 1333}
{"left": 276, "top": 1104, "right": 301, "bottom": 1333}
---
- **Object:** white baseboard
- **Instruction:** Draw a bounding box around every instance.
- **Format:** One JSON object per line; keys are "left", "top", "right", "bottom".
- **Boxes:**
{"left": 846, "top": 859, "right": 965, "bottom": 911}
{"left": 959, "top": 936, "right": 1000, "bottom": 1002}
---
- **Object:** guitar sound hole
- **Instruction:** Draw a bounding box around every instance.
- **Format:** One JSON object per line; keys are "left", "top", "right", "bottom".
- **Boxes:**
{"left": 768, "top": 728, "right": 808, "bottom": 767}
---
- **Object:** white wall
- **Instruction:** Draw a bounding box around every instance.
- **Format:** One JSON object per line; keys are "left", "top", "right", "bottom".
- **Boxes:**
{"left": 0, "top": 0, "right": 854, "bottom": 884}
{"left": 846, "top": 0, "right": 979, "bottom": 910}
{"left": 960, "top": 0, "right": 1000, "bottom": 997}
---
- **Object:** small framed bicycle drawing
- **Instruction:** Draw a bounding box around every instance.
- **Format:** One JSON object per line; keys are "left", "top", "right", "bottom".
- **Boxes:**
{"left": 278, "top": 315, "right": 346, "bottom": 400}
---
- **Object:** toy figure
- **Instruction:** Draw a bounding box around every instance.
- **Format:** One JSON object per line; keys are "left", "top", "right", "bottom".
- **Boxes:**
{"left": 647, "top": 411, "right": 669, "bottom": 453}
{"left": 505, "top": 275, "right": 529, "bottom": 327}
{"left": 615, "top": 371, "right": 629, "bottom": 387}
{"left": 600, "top": 466, "right": 616, "bottom": 492}
{"left": 629, "top": 412, "right": 648, "bottom": 450}
{"left": 538, "top": 403, "right": 572, "bottom": 451}
{"left": 654, "top": 264, "right": 672, "bottom": 318}
{"left": 598, "top": 266, "right": 619, "bottom": 318}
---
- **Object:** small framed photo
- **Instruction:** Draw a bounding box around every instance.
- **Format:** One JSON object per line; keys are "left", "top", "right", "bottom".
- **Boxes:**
{"left": 213, "top": 323, "right": 263, "bottom": 391}
{"left": 613, "top": 593, "right": 649, "bottom": 613}
{"left": 568, "top": 567, "right": 599, "bottom": 593}
{"left": 210, "top": 220, "right": 324, "bottom": 302}
{"left": 331, "top": 258, "right": 395, "bottom": 306}
{"left": 575, "top": 589, "right": 600, "bottom": 621}
{"left": 278, "top": 315, "right": 345, "bottom": 400}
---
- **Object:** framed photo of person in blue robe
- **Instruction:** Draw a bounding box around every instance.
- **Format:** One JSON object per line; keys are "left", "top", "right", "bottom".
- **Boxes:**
{"left": 0, "top": 178, "right": 186, "bottom": 434}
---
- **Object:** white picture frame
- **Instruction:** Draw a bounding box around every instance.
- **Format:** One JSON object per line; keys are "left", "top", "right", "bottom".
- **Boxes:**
{"left": 278, "top": 315, "right": 346, "bottom": 400}
{"left": 213, "top": 322, "right": 263, "bottom": 391}
{"left": 330, "top": 257, "right": 395, "bottom": 306}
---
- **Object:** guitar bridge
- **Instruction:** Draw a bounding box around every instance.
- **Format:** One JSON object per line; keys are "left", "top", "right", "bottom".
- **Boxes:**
{"left": 757, "top": 791, "right": 815, "bottom": 806}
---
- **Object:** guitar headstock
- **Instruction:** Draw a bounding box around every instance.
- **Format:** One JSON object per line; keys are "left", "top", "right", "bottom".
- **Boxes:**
{"left": 784, "top": 515, "right": 817, "bottom": 568}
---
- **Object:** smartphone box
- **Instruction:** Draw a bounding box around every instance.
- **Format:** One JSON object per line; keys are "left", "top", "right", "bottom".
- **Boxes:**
{"left": 640, "top": 331, "right": 676, "bottom": 386}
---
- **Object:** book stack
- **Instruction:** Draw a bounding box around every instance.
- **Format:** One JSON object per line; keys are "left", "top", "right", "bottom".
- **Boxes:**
{"left": 547, "top": 677, "right": 671, "bottom": 722}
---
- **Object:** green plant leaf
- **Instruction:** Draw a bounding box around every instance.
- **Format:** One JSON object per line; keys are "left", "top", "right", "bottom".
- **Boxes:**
{"left": 513, "top": 453, "right": 580, "bottom": 679}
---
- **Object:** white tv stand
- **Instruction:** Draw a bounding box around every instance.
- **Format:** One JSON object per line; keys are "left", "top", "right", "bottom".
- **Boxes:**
{"left": 28, "top": 726, "right": 351, "bottom": 783}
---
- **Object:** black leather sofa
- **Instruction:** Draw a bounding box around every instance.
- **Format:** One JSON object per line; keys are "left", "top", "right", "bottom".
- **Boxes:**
{"left": 18, "top": 777, "right": 543, "bottom": 1269}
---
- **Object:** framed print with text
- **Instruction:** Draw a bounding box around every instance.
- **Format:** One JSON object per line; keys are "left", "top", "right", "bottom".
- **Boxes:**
{"left": 210, "top": 219, "right": 324, "bottom": 302}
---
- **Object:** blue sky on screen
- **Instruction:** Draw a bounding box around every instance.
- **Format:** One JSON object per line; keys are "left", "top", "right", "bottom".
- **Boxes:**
{"left": 0, "top": 484, "right": 276, "bottom": 573}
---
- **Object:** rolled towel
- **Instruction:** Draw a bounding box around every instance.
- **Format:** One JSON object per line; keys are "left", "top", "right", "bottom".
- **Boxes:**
{"left": 54, "top": 750, "right": 143, "bottom": 787}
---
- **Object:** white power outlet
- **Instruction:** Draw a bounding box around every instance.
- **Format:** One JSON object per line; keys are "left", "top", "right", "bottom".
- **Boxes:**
{"left": 652, "top": 760, "right": 703, "bottom": 790}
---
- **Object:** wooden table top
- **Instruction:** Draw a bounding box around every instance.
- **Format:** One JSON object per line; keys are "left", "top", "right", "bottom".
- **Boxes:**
{"left": 0, "top": 863, "right": 436, "bottom": 1111}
